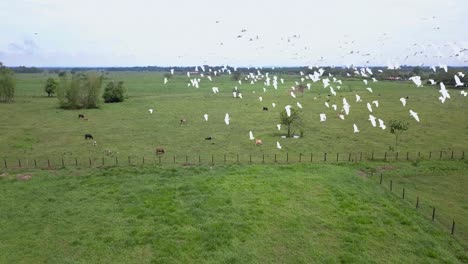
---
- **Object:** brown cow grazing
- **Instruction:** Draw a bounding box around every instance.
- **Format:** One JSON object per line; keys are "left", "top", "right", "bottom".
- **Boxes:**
{"left": 84, "top": 134, "right": 94, "bottom": 140}
{"left": 155, "top": 148, "right": 165, "bottom": 155}
{"left": 255, "top": 139, "right": 263, "bottom": 145}
{"left": 180, "top": 118, "right": 187, "bottom": 125}
{"left": 262, "top": 107, "right": 268, "bottom": 111}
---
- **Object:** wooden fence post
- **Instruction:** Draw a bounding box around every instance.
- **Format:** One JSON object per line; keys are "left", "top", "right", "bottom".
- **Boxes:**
{"left": 324, "top": 152, "right": 327, "bottom": 162}
{"left": 406, "top": 152, "right": 409, "bottom": 160}
{"left": 384, "top": 152, "right": 387, "bottom": 161}
{"left": 380, "top": 173, "right": 383, "bottom": 184}
{"left": 186, "top": 155, "right": 188, "bottom": 164}
{"left": 348, "top": 153, "right": 351, "bottom": 162}
{"left": 62, "top": 158, "right": 65, "bottom": 168}
{"left": 262, "top": 154, "right": 265, "bottom": 163}
{"left": 390, "top": 180, "right": 393, "bottom": 191}
{"left": 115, "top": 157, "right": 118, "bottom": 166}
{"left": 396, "top": 152, "right": 399, "bottom": 160}
{"left": 416, "top": 196, "right": 419, "bottom": 209}
{"left": 371, "top": 152, "right": 374, "bottom": 160}
{"left": 299, "top": 153, "right": 302, "bottom": 162}
{"left": 336, "top": 153, "right": 339, "bottom": 162}
{"left": 451, "top": 220, "right": 456, "bottom": 235}
{"left": 128, "top": 156, "right": 131, "bottom": 165}
{"left": 142, "top": 157, "right": 145, "bottom": 165}
{"left": 402, "top": 188, "right": 405, "bottom": 199}
{"left": 75, "top": 158, "right": 78, "bottom": 166}
{"left": 89, "top": 158, "right": 92, "bottom": 167}
{"left": 432, "top": 207, "right": 436, "bottom": 222}
{"left": 310, "top": 153, "right": 313, "bottom": 162}
{"left": 3, "top": 159, "right": 6, "bottom": 169}
{"left": 18, "top": 159, "right": 22, "bottom": 168}
{"left": 429, "top": 151, "right": 432, "bottom": 159}
{"left": 212, "top": 154, "right": 215, "bottom": 165}
{"left": 34, "top": 159, "right": 37, "bottom": 168}
{"left": 286, "top": 152, "right": 289, "bottom": 163}
{"left": 48, "top": 159, "right": 50, "bottom": 168}
{"left": 198, "top": 155, "right": 201, "bottom": 165}
{"left": 462, "top": 151, "right": 465, "bottom": 160}
{"left": 237, "top": 154, "right": 239, "bottom": 163}
{"left": 173, "top": 156, "right": 176, "bottom": 164}
{"left": 224, "top": 154, "right": 227, "bottom": 164}
{"left": 451, "top": 151, "right": 454, "bottom": 159}
{"left": 440, "top": 151, "right": 443, "bottom": 160}
{"left": 359, "top": 152, "right": 362, "bottom": 161}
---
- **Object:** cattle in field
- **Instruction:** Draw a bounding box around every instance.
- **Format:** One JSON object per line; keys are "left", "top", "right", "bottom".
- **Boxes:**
{"left": 255, "top": 139, "right": 263, "bottom": 145}
{"left": 78, "top": 114, "right": 85, "bottom": 119}
{"left": 262, "top": 107, "right": 268, "bottom": 111}
{"left": 205, "top": 137, "right": 213, "bottom": 140}
{"left": 155, "top": 148, "right": 165, "bottom": 154}
{"left": 84, "top": 134, "right": 94, "bottom": 140}
{"left": 180, "top": 118, "right": 187, "bottom": 125}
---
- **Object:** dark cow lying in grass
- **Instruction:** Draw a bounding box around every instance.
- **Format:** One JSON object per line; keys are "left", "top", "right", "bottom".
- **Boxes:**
{"left": 79, "top": 114, "right": 85, "bottom": 119}
{"left": 84, "top": 134, "right": 94, "bottom": 140}
{"left": 263, "top": 107, "right": 268, "bottom": 111}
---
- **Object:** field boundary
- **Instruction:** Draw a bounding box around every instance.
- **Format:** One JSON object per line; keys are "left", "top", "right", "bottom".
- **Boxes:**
{"left": 1, "top": 150, "right": 465, "bottom": 169}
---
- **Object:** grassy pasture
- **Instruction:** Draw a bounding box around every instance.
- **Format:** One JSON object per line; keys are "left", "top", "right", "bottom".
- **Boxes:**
{"left": 0, "top": 72, "right": 467, "bottom": 162}
{"left": 0, "top": 162, "right": 467, "bottom": 263}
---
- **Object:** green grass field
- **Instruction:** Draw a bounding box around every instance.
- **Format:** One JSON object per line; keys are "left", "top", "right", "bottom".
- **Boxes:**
{"left": 0, "top": 162, "right": 467, "bottom": 263}
{"left": 0, "top": 72, "right": 467, "bottom": 162}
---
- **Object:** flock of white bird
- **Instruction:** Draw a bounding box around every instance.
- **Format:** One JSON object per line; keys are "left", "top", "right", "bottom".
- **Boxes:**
{"left": 146, "top": 63, "right": 467, "bottom": 151}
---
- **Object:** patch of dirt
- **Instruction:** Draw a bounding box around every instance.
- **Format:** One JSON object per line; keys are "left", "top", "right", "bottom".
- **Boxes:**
{"left": 16, "top": 173, "right": 33, "bottom": 181}
{"left": 357, "top": 170, "right": 368, "bottom": 178}
{"left": 377, "top": 165, "right": 397, "bottom": 172}
{"left": 0, "top": 173, "right": 9, "bottom": 177}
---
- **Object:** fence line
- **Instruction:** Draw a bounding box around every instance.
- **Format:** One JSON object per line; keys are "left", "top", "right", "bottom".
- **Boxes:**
{"left": 371, "top": 172, "right": 465, "bottom": 245}
{"left": 1, "top": 150, "right": 466, "bottom": 170}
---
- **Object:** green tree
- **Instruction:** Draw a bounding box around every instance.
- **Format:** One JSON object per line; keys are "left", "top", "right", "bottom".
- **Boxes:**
{"left": 389, "top": 120, "right": 408, "bottom": 151}
{"left": 57, "top": 72, "right": 103, "bottom": 109}
{"left": 280, "top": 108, "right": 302, "bottom": 138}
{"left": 0, "top": 62, "right": 15, "bottom": 103}
{"left": 103, "top": 81, "right": 126, "bottom": 103}
{"left": 44, "top": 77, "right": 58, "bottom": 97}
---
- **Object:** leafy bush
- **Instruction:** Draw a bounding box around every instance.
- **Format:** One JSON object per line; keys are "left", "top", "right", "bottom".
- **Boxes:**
{"left": 103, "top": 81, "right": 126, "bottom": 103}
{"left": 44, "top": 77, "right": 58, "bottom": 97}
{"left": 0, "top": 62, "right": 15, "bottom": 103}
{"left": 57, "top": 72, "right": 103, "bottom": 109}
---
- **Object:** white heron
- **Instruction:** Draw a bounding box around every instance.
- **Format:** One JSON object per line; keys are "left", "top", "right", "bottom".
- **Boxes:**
{"left": 369, "top": 115, "right": 377, "bottom": 127}
{"left": 325, "top": 102, "right": 330, "bottom": 108}
{"left": 429, "top": 79, "right": 436, "bottom": 85}
{"left": 363, "top": 79, "right": 368, "bottom": 85}
{"left": 276, "top": 124, "right": 281, "bottom": 130}
{"left": 149, "top": 109, "right": 153, "bottom": 114}
{"left": 367, "top": 103, "right": 373, "bottom": 112}
{"left": 355, "top": 94, "right": 362, "bottom": 102}
{"left": 409, "top": 76, "right": 422, "bottom": 87}
{"left": 372, "top": 100, "right": 379, "bottom": 107}
{"left": 454, "top": 75, "right": 464, "bottom": 87}
{"left": 272, "top": 103, "right": 276, "bottom": 108}
{"left": 204, "top": 114, "right": 208, "bottom": 121}
{"left": 400, "top": 97, "right": 407, "bottom": 106}
{"left": 224, "top": 113, "right": 230, "bottom": 125}
{"left": 296, "top": 102, "right": 303, "bottom": 109}
{"left": 164, "top": 77, "right": 168, "bottom": 84}
{"left": 378, "top": 119, "right": 386, "bottom": 130}
{"left": 366, "top": 87, "right": 373, "bottom": 93}
{"left": 320, "top": 113, "right": 326, "bottom": 122}
{"left": 290, "top": 91, "right": 296, "bottom": 98}
{"left": 353, "top": 124, "right": 359, "bottom": 133}
{"left": 285, "top": 105, "right": 292, "bottom": 117}
{"left": 249, "top": 131, "right": 254, "bottom": 140}
{"left": 276, "top": 141, "right": 282, "bottom": 149}
{"left": 259, "top": 96, "right": 263, "bottom": 102}
{"left": 332, "top": 104, "right": 337, "bottom": 111}
{"left": 409, "top": 110, "right": 420, "bottom": 122}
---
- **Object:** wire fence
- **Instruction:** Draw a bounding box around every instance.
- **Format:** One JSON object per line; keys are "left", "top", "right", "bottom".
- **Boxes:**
{"left": 0, "top": 150, "right": 466, "bottom": 169}
{"left": 368, "top": 171, "right": 467, "bottom": 247}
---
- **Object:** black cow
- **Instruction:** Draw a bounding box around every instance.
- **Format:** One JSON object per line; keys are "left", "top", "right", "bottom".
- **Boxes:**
{"left": 78, "top": 114, "right": 85, "bottom": 119}
{"left": 263, "top": 107, "right": 268, "bottom": 111}
{"left": 84, "top": 134, "right": 94, "bottom": 140}
{"left": 205, "top": 136, "right": 213, "bottom": 140}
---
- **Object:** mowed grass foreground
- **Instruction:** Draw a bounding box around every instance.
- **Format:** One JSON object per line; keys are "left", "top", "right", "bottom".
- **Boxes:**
{"left": 0, "top": 72, "right": 468, "bottom": 161}
{"left": 1, "top": 162, "right": 467, "bottom": 263}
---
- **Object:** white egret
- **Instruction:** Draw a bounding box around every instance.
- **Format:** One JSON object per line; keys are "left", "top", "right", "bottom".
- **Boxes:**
{"left": 400, "top": 97, "right": 407, "bottom": 106}
{"left": 249, "top": 131, "right": 254, "bottom": 140}
{"left": 369, "top": 115, "right": 377, "bottom": 127}
{"left": 372, "top": 100, "right": 379, "bottom": 107}
{"left": 378, "top": 119, "right": 386, "bottom": 130}
{"left": 339, "top": 114, "right": 345, "bottom": 120}
{"left": 277, "top": 124, "right": 281, "bottom": 130}
{"left": 224, "top": 113, "right": 230, "bottom": 125}
{"left": 325, "top": 102, "right": 330, "bottom": 108}
{"left": 409, "top": 76, "right": 422, "bottom": 87}
{"left": 429, "top": 79, "right": 436, "bottom": 85}
{"left": 164, "top": 77, "right": 168, "bottom": 84}
{"left": 409, "top": 110, "right": 420, "bottom": 122}
{"left": 290, "top": 91, "right": 296, "bottom": 98}
{"left": 259, "top": 96, "right": 263, "bottom": 102}
{"left": 332, "top": 104, "right": 337, "bottom": 111}
{"left": 149, "top": 109, "right": 153, "bottom": 114}
{"left": 367, "top": 103, "right": 373, "bottom": 112}
{"left": 204, "top": 114, "right": 208, "bottom": 121}
{"left": 272, "top": 103, "right": 276, "bottom": 108}
{"left": 454, "top": 75, "right": 464, "bottom": 87}
{"left": 296, "top": 102, "right": 303, "bottom": 109}
{"left": 276, "top": 141, "right": 282, "bottom": 149}
{"left": 355, "top": 94, "right": 362, "bottom": 102}
{"left": 170, "top": 69, "right": 174, "bottom": 75}
{"left": 353, "top": 124, "right": 359, "bottom": 133}
{"left": 320, "top": 113, "right": 327, "bottom": 122}
{"left": 285, "top": 105, "right": 292, "bottom": 117}
{"left": 363, "top": 79, "right": 368, "bottom": 85}
{"left": 366, "top": 87, "right": 373, "bottom": 93}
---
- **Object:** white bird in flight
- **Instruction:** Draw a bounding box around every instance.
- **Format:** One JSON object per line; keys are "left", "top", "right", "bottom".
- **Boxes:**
{"left": 290, "top": 91, "right": 296, "bottom": 98}
{"left": 454, "top": 75, "right": 464, "bottom": 87}
{"left": 224, "top": 113, "right": 230, "bottom": 125}
{"left": 320, "top": 113, "right": 327, "bottom": 122}
{"left": 276, "top": 141, "right": 282, "bottom": 149}
{"left": 353, "top": 124, "right": 359, "bottom": 133}
{"left": 366, "top": 87, "right": 373, "bottom": 93}
{"left": 204, "top": 114, "right": 208, "bottom": 121}
{"left": 429, "top": 79, "right": 436, "bottom": 85}
{"left": 366, "top": 103, "right": 373, "bottom": 112}
{"left": 372, "top": 100, "right": 379, "bottom": 108}
{"left": 369, "top": 115, "right": 377, "bottom": 127}
{"left": 285, "top": 105, "right": 292, "bottom": 117}
{"left": 296, "top": 102, "right": 303, "bottom": 109}
{"left": 400, "top": 97, "right": 407, "bottom": 106}
{"left": 409, "top": 76, "right": 422, "bottom": 87}
{"left": 409, "top": 110, "right": 420, "bottom": 122}
{"left": 355, "top": 94, "right": 362, "bottom": 102}
{"left": 249, "top": 131, "right": 254, "bottom": 140}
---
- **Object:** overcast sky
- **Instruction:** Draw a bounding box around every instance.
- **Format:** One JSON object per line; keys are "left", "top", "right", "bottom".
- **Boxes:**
{"left": 1, "top": 0, "right": 467, "bottom": 67}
